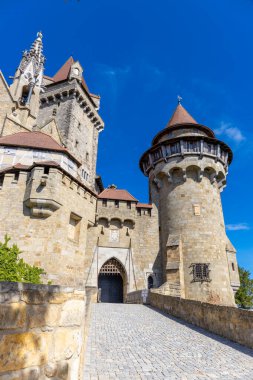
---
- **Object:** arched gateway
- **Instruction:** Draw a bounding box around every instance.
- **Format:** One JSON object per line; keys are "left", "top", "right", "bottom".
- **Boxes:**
{"left": 98, "top": 258, "right": 126, "bottom": 303}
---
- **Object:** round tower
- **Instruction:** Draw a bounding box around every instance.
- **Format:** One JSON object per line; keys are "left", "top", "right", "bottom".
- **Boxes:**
{"left": 140, "top": 101, "right": 238, "bottom": 306}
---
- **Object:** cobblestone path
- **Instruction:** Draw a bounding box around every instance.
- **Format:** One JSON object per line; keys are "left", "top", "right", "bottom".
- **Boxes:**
{"left": 83, "top": 304, "right": 253, "bottom": 380}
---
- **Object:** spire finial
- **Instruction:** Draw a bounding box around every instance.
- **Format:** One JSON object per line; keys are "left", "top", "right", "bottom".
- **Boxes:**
{"left": 37, "top": 31, "right": 43, "bottom": 40}
{"left": 177, "top": 95, "right": 182, "bottom": 105}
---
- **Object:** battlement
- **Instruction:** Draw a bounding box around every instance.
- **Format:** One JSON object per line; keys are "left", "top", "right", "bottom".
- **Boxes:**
{"left": 0, "top": 164, "right": 96, "bottom": 218}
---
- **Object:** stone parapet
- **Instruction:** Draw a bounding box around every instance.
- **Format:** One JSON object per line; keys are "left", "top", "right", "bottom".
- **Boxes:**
{"left": 0, "top": 282, "right": 96, "bottom": 379}
{"left": 148, "top": 291, "right": 253, "bottom": 349}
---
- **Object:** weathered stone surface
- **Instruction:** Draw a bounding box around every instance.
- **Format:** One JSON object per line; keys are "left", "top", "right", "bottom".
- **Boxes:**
{"left": 0, "top": 303, "right": 26, "bottom": 330}
{"left": 59, "top": 300, "right": 85, "bottom": 327}
{"left": 0, "top": 367, "right": 40, "bottom": 380}
{"left": 54, "top": 329, "right": 82, "bottom": 361}
{"left": 27, "top": 304, "right": 61, "bottom": 328}
{"left": 0, "top": 332, "right": 50, "bottom": 372}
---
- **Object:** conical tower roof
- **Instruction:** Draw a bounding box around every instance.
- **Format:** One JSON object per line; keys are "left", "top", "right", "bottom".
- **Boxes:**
{"left": 166, "top": 103, "right": 197, "bottom": 127}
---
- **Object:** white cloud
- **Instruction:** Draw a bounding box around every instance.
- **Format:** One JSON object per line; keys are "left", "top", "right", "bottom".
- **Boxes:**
{"left": 214, "top": 121, "right": 245, "bottom": 143}
{"left": 226, "top": 223, "right": 250, "bottom": 231}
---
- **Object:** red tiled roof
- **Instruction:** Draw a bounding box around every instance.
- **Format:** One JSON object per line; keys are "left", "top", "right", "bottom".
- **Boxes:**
{"left": 32, "top": 160, "right": 60, "bottom": 168}
{"left": 0, "top": 163, "right": 30, "bottom": 175}
{"left": 167, "top": 104, "right": 197, "bottom": 127}
{"left": 53, "top": 56, "right": 74, "bottom": 82}
{"left": 0, "top": 132, "right": 80, "bottom": 165}
{"left": 98, "top": 188, "right": 138, "bottom": 201}
{"left": 136, "top": 203, "right": 152, "bottom": 209}
{"left": 52, "top": 57, "right": 90, "bottom": 94}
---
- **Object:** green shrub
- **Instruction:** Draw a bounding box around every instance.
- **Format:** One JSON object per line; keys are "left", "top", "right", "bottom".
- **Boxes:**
{"left": 0, "top": 235, "right": 45, "bottom": 284}
{"left": 235, "top": 266, "right": 253, "bottom": 309}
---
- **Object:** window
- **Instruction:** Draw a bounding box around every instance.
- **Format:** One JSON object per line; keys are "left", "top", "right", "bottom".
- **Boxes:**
{"left": 147, "top": 275, "right": 154, "bottom": 289}
{"left": 86, "top": 152, "right": 89, "bottom": 161}
{"left": 127, "top": 201, "right": 131, "bottom": 209}
{"left": 171, "top": 143, "right": 180, "bottom": 155}
{"left": 102, "top": 199, "right": 107, "bottom": 207}
{"left": 33, "top": 151, "right": 46, "bottom": 159}
{"left": 75, "top": 140, "right": 79, "bottom": 148}
{"left": 14, "top": 172, "right": 19, "bottom": 182}
{"left": 115, "top": 200, "right": 119, "bottom": 208}
{"left": 81, "top": 169, "right": 89, "bottom": 181}
{"left": 44, "top": 167, "right": 49, "bottom": 175}
{"left": 191, "top": 263, "right": 210, "bottom": 282}
{"left": 232, "top": 262, "right": 235, "bottom": 271}
{"left": 20, "top": 85, "right": 29, "bottom": 105}
{"left": 68, "top": 213, "right": 81, "bottom": 242}
{"left": 137, "top": 209, "right": 141, "bottom": 216}
{"left": 0, "top": 175, "right": 4, "bottom": 187}
{"left": 73, "top": 67, "right": 80, "bottom": 76}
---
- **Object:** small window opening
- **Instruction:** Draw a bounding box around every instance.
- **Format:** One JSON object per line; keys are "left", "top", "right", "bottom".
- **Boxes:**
{"left": 102, "top": 200, "right": 107, "bottom": 207}
{"left": 0, "top": 175, "right": 4, "bottom": 187}
{"left": 127, "top": 201, "right": 131, "bottom": 209}
{"left": 115, "top": 200, "right": 119, "bottom": 208}
{"left": 75, "top": 140, "right": 79, "bottom": 148}
{"left": 86, "top": 152, "right": 89, "bottom": 161}
{"left": 68, "top": 213, "right": 81, "bottom": 242}
{"left": 232, "top": 262, "right": 235, "bottom": 271}
{"left": 191, "top": 263, "right": 210, "bottom": 282}
{"left": 148, "top": 275, "right": 154, "bottom": 289}
{"left": 14, "top": 172, "right": 19, "bottom": 182}
{"left": 44, "top": 167, "right": 50, "bottom": 175}
{"left": 20, "top": 85, "right": 30, "bottom": 105}
{"left": 137, "top": 209, "right": 141, "bottom": 216}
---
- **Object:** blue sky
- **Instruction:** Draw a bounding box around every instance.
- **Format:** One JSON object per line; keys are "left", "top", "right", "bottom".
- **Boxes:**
{"left": 1, "top": 0, "right": 252, "bottom": 273}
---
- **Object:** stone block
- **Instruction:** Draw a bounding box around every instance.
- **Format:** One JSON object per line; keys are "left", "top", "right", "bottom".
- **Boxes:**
{"left": 27, "top": 304, "right": 61, "bottom": 328}
{"left": 0, "top": 303, "right": 26, "bottom": 330}
{"left": 59, "top": 300, "right": 85, "bottom": 327}
{"left": 54, "top": 328, "right": 82, "bottom": 361}
{"left": 0, "top": 332, "right": 50, "bottom": 372}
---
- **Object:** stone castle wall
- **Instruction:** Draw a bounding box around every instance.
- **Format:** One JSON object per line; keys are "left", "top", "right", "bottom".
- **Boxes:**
{"left": 126, "top": 290, "right": 253, "bottom": 349}
{"left": 0, "top": 166, "right": 96, "bottom": 287}
{"left": 85, "top": 199, "right": 162, "bottom": 292}
{"left": 0, "top": 282, "right": 97, "bottom": 380}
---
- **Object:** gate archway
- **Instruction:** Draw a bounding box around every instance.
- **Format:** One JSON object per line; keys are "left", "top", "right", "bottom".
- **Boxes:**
{"left": 98, "top": 258, "right": 126, "bottom": 303}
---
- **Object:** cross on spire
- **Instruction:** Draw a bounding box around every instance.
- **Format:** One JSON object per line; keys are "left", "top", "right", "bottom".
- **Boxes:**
{"left": 177, "top": 95, "right": 183, "bottom": 105}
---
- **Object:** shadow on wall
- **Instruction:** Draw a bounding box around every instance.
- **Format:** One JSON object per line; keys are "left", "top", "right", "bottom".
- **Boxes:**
{"left": 0, "top": 282, "right": 88, "bottom": 379}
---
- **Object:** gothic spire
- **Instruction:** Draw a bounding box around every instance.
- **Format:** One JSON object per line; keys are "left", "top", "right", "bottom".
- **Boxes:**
{"left": 18, "top": 32, "right": 45, "bottom": 86}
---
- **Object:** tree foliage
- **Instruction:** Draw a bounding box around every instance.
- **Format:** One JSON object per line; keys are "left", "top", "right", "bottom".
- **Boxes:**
{"left": 235, "top": 266, "right": 253, "bottom": 309}
{"left": 0, "top": 235, "right": 45, "bottom": 284}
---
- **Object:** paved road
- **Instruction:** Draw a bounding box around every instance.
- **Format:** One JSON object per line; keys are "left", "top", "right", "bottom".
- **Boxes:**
{"left": 83, "top": 304, "right": 253, "bottom": 380}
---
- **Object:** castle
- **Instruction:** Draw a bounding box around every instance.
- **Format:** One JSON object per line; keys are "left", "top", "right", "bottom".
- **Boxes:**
{"left": 0, "top": 33, "right": 240, "bottom": 306}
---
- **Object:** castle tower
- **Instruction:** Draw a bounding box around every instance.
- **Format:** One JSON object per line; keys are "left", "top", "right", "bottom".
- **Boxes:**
{"left": 37, "top": 56, "right": 104, "bottom": 191}
{"left": 8, "top": 32, "right": 45, "bottom": 130}
{"left": 140, "top": 100, "right": 240, "bottom": 306}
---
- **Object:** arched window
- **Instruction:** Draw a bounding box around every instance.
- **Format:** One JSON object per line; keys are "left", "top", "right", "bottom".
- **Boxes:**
{"left": 20, "top": 85, "right": 30, "bottom": 105}
{"left": 147, "top": 275, "right": 154, "bottom": 289}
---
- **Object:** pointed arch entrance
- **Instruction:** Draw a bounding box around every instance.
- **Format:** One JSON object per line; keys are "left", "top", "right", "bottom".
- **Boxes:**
{"left": 98, "top": 258, "right": 126, "bottom": 303}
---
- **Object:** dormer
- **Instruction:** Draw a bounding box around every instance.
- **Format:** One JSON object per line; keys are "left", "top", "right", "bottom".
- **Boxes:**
{"left": 69, "top": 61, "right": 83, "bottom": 81}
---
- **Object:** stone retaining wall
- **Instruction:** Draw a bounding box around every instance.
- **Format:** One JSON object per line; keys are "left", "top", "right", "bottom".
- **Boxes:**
{"left": 0, "top": 282, "right": 97, "bottom": 379}
{"left": 127, "top": 290, "right": 253, "bottom": 349}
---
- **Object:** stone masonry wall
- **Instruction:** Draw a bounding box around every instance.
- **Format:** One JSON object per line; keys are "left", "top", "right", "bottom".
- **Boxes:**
{"left": 0, "top": 167, "right": 96, "bottom": 287}
{"left": 150, "top": 156, "right": 237, "bottom": 306}
{"left": 127, "top": 290, "right": 253, "bottom": 349}
{"left": 85, "top": 199, "right": 162, "bottom": 292}
{"left": 0, "top": 282, "right": 97, "bottom": 380}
